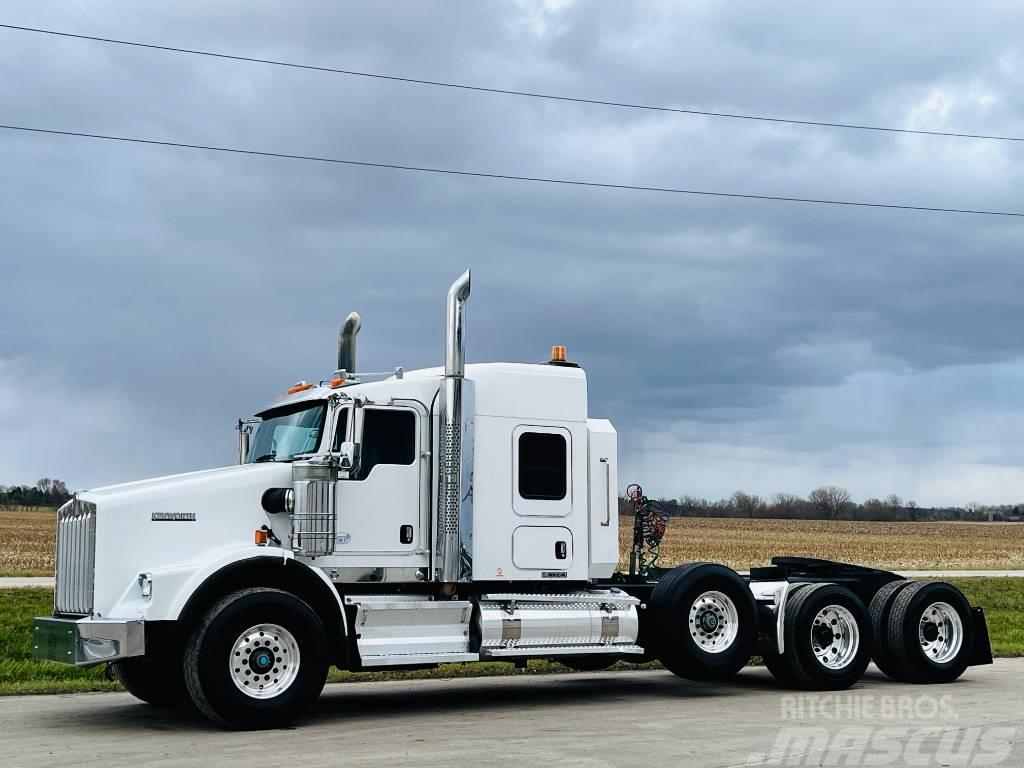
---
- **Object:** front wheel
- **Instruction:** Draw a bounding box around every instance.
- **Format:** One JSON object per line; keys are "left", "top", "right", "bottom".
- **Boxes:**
{"left": 183, "top": 588, "right": 330, "bottom": 729}
{"left": 110, "top": 627, "right": 190, "bottom": 707}
{"left": 111, "top": 655, "right": 189, "bottom": 708}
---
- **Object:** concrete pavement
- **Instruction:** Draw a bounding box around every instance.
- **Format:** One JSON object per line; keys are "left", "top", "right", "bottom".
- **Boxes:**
{"left": 0, "top": 577, "right": 55, "bottom": 588}
{"left": 3, "top": 661, "right": 1022, "bottom": 768}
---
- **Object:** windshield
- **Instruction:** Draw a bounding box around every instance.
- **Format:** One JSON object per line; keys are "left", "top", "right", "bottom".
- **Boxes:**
{"left": 248, "top": 401, "right": 327, "bottom": 463}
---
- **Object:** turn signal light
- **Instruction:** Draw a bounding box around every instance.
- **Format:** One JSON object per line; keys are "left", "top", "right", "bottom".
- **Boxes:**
{"left": 254, "top": 529, "right": 269, "bottom": 546}
{"left": 287, "top": 381, "right": 314, "bottom": 395}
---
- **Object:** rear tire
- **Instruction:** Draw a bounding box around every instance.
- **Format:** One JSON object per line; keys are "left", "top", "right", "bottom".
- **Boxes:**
{"left": 650, "top": 563, "right": 758, "bottom": 681}
{"left": 887, "top": 581, "right": 973, "bottom": 684}
{"left": 772, "top": 583, "right": 872, "bottom": 690}
{"left": 183, "top": 588, "right": 330, "bottom": 729}
{"left": 868, "top": 579, "right": 913, "bottom": 680}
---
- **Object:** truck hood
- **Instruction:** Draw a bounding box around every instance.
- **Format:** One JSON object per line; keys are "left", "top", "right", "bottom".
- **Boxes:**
{"left": 80, "top": 463, "right": 293, "bottom": 510}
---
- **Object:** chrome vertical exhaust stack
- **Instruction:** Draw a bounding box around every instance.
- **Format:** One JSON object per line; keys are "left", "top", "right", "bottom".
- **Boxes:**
{"left": 437, "top": 270, "right": 471, "bottom": 585}
{"left": 337, "top": 311, "right": 362, "bottom": 375}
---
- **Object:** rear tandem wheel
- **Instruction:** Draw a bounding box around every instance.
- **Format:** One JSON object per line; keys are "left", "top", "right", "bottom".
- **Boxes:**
{"left": 763, "top": 582, "right": 873, "bottom": 690}
{"left": 650, "top": 563, "right": 758, "bottom": 681}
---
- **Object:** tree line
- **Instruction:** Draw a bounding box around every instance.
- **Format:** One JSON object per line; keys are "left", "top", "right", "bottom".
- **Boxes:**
{"left": 3, "top": 476, "right": 1022, "bottom": 523}
{"left": 620, "top": 485, "right": 1024, "bottom": 523}
{"left": 0, "top": 478, "right": 72, "bottom": 510}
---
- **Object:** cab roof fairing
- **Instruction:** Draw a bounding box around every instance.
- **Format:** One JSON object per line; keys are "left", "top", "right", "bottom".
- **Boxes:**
{"left": 254, "top": 363, "right": 588, "bottom": 423}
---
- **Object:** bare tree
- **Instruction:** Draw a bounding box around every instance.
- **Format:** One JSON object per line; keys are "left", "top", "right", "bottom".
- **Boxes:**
{"left": 965, "top": 501, "right": 985, "bottom": 522}
{"left": 731, "top": 491, "right": 767, "bottom": 518}
{"left": 808, "top": 485, "right": 852, "bottom": 519}
{"left": 884, "top": 494, "right": 903, "bottom": 511}
{"left": 771, "top": 492, "right": 803, "bottom": 517}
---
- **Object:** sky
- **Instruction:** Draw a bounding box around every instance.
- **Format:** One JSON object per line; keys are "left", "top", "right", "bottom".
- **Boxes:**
{"left": 1, "top": 1, "right": 1023, "bottom": 507}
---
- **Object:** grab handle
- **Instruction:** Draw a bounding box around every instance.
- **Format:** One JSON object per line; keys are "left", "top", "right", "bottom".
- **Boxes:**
{"left": 600, "top": 457, "right": 611, "bottom": 526}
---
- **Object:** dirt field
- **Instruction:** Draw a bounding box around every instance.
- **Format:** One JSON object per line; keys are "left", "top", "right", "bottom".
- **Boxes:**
{"left": 621, "top": 516, "right": 1024, "bottom": 571}
{"left": 2, "top": 508, "right": 1023, "bottom": 576}
{"left": 0, "top": 508, "right": 55, "bottom": 576}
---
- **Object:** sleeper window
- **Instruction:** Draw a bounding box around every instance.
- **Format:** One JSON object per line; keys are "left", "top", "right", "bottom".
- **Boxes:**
{"left": 518, "top": 432, "right": 567, "bottom": 500}
{"left": 357, "top": 409, "right": 416, "bottom": 480}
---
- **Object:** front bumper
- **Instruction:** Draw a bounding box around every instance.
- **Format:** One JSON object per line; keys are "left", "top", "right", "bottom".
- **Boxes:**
{"left": 32, "top": 616, "right": 145, "bottom": 667}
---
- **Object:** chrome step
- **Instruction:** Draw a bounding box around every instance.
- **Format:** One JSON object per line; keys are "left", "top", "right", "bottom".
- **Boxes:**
{"left": 359, "top": 652, "right": 480, "bottom": 668}
{"left": 483, "top": 644, "right": 645, "bottom": 659}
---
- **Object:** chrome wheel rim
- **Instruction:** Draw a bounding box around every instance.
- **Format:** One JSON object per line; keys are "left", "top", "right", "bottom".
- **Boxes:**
{"left": 811, "top": 605, "right": 859, "bottom": 670}
{"left": 229, "top": 623, "right": 300, "bottom": 699}
{"left": 919, "top": 602, "right": 963, "bottom": 664}
{"left": 689, "top": 590, "right": 739, "bottom": 654}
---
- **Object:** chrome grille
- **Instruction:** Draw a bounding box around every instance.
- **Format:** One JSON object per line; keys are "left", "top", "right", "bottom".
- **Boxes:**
{"left": 54, "top": 498, "right": 96, "bottom": 615}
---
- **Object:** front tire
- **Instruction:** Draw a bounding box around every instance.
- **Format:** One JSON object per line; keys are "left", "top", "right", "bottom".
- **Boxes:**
{"left": 650, "top": 563, "right": 758, "bottom": 681}
{"left": 111, "top": 654, "right": 189, "bottom": 707}
{"left": 183, "top": 588, "right": 330, "bottom": 729}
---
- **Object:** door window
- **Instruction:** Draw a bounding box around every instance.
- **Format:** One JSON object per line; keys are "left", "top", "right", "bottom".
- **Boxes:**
{"left": 356, "top": 409, "right": 416, "bottom": 480}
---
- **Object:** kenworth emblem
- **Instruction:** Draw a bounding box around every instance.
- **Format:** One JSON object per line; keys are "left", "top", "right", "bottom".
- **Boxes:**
{"left": 151, "top": 512, "right": 196, "bottom": 522}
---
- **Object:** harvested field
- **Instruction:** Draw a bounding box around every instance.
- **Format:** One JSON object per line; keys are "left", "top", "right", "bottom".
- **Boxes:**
{"left": 620, "top": 516, "right": 1024, "bottom": 572}
{"left": 0, "top": 508, "right": 55, "bottom": 577}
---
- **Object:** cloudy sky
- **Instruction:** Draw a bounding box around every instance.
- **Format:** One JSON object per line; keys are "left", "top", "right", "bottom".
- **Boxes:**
{"left": 2, "top": 1, "right": 1023, "bottom": 506}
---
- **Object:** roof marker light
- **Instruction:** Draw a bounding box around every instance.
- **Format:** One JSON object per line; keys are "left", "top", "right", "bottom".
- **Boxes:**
{"left": 286, "top": 381, "right": 314, "bottom": 395}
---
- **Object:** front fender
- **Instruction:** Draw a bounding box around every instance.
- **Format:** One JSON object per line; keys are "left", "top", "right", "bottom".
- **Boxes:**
{"left": 106, "top": 546, "right": 346, "bottom": 641}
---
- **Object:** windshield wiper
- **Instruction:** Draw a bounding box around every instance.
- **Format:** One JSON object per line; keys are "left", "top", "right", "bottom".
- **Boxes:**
{"left": 251, "top": 453, "right": 278, "bottom": 463}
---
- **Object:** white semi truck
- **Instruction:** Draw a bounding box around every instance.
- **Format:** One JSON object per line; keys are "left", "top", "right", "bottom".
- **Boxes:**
{"left": 34, "top": 272, "right": 992, "bottom": 729}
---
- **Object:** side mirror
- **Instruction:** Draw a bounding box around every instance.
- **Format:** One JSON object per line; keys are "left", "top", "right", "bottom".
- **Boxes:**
{"left": 236, "top": 418, "right": 257, "bottom": 465}
{"left": 337, "top": 441, "right": 361, "bottom": 473}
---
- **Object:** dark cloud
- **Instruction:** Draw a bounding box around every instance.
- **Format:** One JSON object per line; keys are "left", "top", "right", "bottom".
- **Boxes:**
{"left": 1, "top": 1, "right": 1023, "bottom": 504}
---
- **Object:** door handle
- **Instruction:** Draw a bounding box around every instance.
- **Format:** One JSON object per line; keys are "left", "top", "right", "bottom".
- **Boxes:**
{"left": 599, "top": 457, "right": 611, "bottom": 526}
{"left": 555, "top": 540, "right": 567, "bottom": 560}
{"left": 400, "top": 524, "right": 414, "bottom": 545}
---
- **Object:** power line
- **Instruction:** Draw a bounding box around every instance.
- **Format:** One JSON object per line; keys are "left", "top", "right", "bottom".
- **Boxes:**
{"left": 2, "top": 22, "right": 1022, "bottom": 145}
{"left": 2, "top": 123, "right": 1021, "bottom": 218}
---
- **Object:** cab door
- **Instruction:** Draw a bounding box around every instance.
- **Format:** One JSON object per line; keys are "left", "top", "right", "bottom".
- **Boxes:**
{"left": 333, "top": 403, "right": 426, "bottom": 559}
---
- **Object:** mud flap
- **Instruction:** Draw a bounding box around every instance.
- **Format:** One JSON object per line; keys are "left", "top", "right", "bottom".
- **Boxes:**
{"left": 969, "top": 606, "right": 993, "bottom": 666}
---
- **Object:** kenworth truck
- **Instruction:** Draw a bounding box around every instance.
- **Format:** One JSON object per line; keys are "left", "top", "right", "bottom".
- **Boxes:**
{"left": 34, "top": 271, "right": 992, "bottom": 729}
